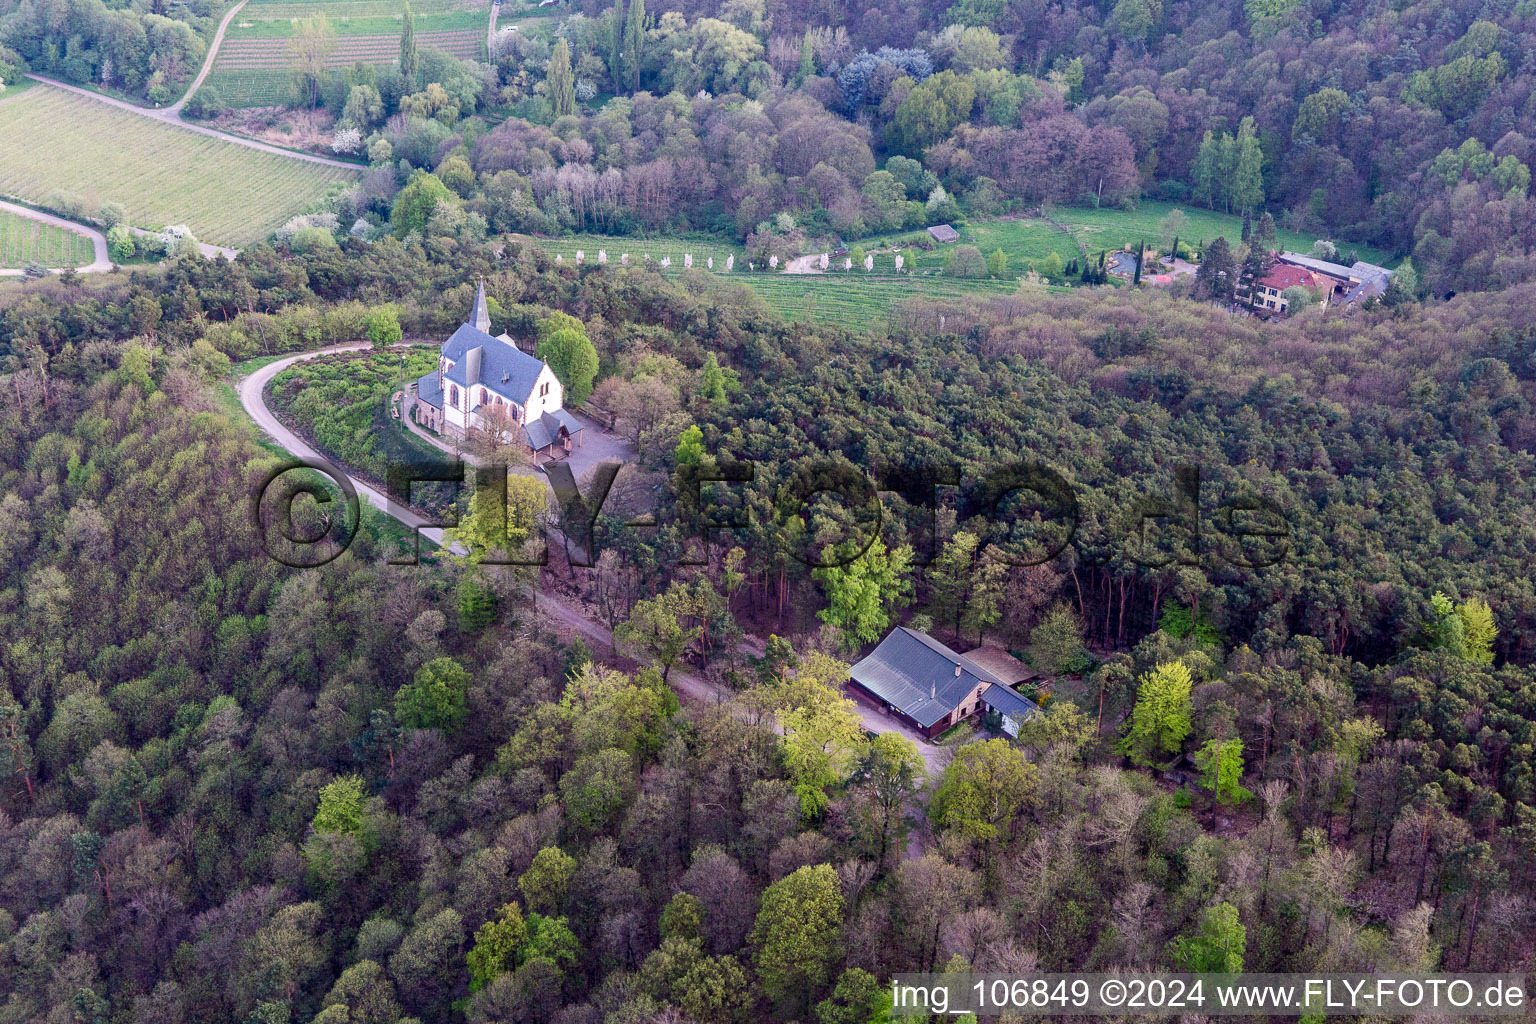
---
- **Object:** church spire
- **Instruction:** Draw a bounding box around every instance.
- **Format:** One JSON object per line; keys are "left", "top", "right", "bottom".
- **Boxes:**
{"left": 471, "top": 279, "right": 491, "bottom": 333}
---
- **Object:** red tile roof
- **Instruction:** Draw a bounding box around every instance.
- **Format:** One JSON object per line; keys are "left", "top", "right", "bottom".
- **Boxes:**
{"left": 1259, "top": 264, "right": 1319, "bottom": 291}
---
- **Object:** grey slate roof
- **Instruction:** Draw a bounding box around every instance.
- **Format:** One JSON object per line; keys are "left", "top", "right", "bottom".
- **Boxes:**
{"left": 980, "top": 684, "right": 1041, "bottom": 722}
{"left": 440, "top": 323, "right": 547, "bottom": 405}
{"left": 523, "top": 408, "right": 584, "bottom": 450}
{"left": 849, "top": 627, "right": 1004, "bottom": 728}
{"left": 927, "top": 224, "right": 960, "bottom": 243}
{"left": 1276, "top": 252, "right": 1355, "bottom": 279}
{"left": 416, "top": 370, "right": 444, "bottom": 409}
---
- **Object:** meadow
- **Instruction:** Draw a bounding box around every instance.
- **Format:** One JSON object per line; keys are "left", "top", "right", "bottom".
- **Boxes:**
{"left": 0, "top": 208, "right": 95, "bottom": 269}
{"left": 847, "top": 201, "right": 1397, "bottom": 285}
{"left": 207, "top": 0, "right": 488, "bottom": 107}
{"left": 0, "top": 87, "right": 358, "bottom": 245}
{"left": 959, "top": 201, "right": 1396, "bottom": 270}
{"left": 523, "top": 233, "right": 1032, "bottom": 331}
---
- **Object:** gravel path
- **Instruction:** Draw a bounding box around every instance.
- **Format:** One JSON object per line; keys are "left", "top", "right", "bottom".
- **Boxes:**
{"left": 168, "top": 0, "right": 251, "bottom": 114}
{"left": 23, "top": 74, "right": 362, "bottom": 170}
{"left": 0, "top": 200, "right": 110, "bottom": 276}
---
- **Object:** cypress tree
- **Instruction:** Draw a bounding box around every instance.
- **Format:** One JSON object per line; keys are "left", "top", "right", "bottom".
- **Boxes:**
{"left": 399, "top": 2, "right": 418, "bottom": 88}
{"left": 623, "top": 0, "right": 645, "bottom": 93}
{"left": 607, "top": 0, "right": 625, "bottom": 93}
{"left": 547, "top": 37, "right": 576, "bottom": 116}
{"left": 1133, "top": 240, "right": 1143, "bottom": 285}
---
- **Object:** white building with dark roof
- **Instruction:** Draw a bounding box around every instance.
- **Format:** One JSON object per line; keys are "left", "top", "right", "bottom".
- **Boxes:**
{"left": 410, "top": 282, "right": 585, "bottom": 459}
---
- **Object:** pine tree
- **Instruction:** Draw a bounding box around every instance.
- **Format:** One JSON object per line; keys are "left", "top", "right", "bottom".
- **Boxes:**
{"left": 1241, "top": 209, "right": 1252, "bottom": 241}
{"left": 399, "top": 2, "right": 418, "bottom": 88}
{"left": 623, "top": 0, "right": 646, "bottom": 93}
{"left": 547, "top": 37, "right": 576, "bottom": 116}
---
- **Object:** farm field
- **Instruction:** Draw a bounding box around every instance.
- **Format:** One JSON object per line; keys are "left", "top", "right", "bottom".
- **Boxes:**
{"left": 0, "top": 208, "right": 95, "bottom": 269}
{"left": 0, "top": 87, "right": 358, "bottom": 246}
{"left": 207, "top": 0, "right": 487, "bottom": 107}
{"left": 523, "top": 233, "right": 1029, "bottom": 331}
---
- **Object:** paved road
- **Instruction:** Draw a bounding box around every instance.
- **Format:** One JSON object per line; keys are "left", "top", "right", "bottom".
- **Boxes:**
{"left": 235, "top": 343, "right": 951, "bottom": 773}
{"left": 168, "top": 0, "right": 251, "bottom": 115}
{"left": 0, "top": 200, "right": 110, "bottom": 276}
{"left": 23, "top": 74, "right": 363, "bottom": 170}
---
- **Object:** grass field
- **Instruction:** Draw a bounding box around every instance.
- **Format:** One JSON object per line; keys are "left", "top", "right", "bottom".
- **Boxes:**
{"left": 957, "top": 201, "right": 1395, "bottom": 271}
{"left": 524, "top": 233, "right": 1033, "bottom": 331}
{"left": 0, "top": 87, "right": 358, "bottom": 245}
{"left": 0, "top": 208, "right": 95, "bottom": 269}
{"left": 849, "top": 201, "right": 1397, "bottom": 283}
{"left": 208, "top": 0, "right": 488, "bottom": 107}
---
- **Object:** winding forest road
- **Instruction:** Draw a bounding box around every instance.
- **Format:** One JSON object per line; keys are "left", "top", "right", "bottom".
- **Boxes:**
{"left": 235, "top": 345, "right": 951, "bottom": 777}
{"left": 0, "top": 200, "right": 110, "bottom": 275}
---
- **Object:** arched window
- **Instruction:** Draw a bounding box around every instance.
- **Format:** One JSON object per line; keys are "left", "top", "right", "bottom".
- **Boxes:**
{"left": 480, "top": 388, "right": 489, "bottom": 407}
{"left": 449, "top": 384, "right": 459, "bottom": 408}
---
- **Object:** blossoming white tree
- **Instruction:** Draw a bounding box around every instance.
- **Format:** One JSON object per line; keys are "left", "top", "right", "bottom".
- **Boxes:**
{"left": 769, "top": 254, "right": 778, "bottom": 269}
{"left": 864, "top": 254, "right": 874, "bottom": 271}
{"left": 684, "top": 253, "right": 693, "bottom": 268}
{"left": 575, "top": 250, "right": 584, "bottom": 263}
{"left": 725, "top": 255, "right": 734, "bottom": 271}
{"left": 895, "top": 255, "right": 904, "bottom": 272}
{"left": 598, "top": 250, "right": 607, "bottom": 264}
{"left": 819, "top": 253, "right": 829, "bottom": 270}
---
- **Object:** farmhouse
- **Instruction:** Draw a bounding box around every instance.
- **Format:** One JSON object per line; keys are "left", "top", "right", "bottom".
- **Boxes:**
{"left": 1251, "top": 263, "right": 1321, "bottom": 314}
{"left": 847, "top": 627, "right": 1041, "bottom": 740}
{"left": 926, "top": 224, "right": 960, "bottom": 244}
{"left": 410, "top": 282, "right": 585, "bottom": 460}
{"left": 1253, "top": 251, "right": 1395, "bottom": 313}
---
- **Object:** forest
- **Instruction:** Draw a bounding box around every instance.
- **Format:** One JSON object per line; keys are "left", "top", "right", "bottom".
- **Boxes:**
{"left": 0, "top": 232, "right": 1533, "bottom": 1022}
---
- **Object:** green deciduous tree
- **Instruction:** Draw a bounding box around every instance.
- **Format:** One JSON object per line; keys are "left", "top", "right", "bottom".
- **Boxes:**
{"left": 391, "top": 172, "right": 453, "bottom": 237}
{"left": 812, "top": 536, "right": 914, "bottom": 647}
{"left": 752, "top": 864, "right": 845, "bottom": 1010}
{"left": 365, "top": 304, "right": 402, "bottom": 349}
{"left": 849, "top": 732, "right": 925, "bottom": 870}
{"left": 467, "top": 902, "right": 527, "bottom": 992}
{"left": 1028, "top": 602, "right": 1088, "bottom": 674}
{"left": 546, "top": 37, "right": 576, "bottom": 116}
{"left": 930, "top": 738, "right": 1038, "bottom": 845}
{"left": 1194, "top": 736, "right": 1247, "bottom": 824}
{"left": 1119, "top": 660, "right": 1193, "bottom": 765}
{"left": 615, "top": 585, "right": 702, "bottom": 682}
{"left": 518, "top": 846, "right": 577, "bottom": 914}
{"left": 531, "top": 320, "right": 595, "bottom": 405}
{"left": 1171, "top": 901, "right": 1246, "bottom": 972}
{"left": 394, "top": 656, "right": 471, "bottom": 732}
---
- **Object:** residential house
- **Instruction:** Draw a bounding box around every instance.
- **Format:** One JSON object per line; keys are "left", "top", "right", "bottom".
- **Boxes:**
{"left": 1251, "top": 263, "right": 1322, "bottom": 314}
{"left": 1257, "top": 251, "right": 1395, "bottom": 311}
{"left": 847, "top": 627, "right": 1041, "bottom": 740}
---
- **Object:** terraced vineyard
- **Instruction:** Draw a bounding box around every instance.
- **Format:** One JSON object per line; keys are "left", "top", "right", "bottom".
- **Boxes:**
{"left": 207, "top": 0, "right": 487, "bottom": 107}
{"left": 0, "top": 208, "right": 94, "bottom": 269}
{"left": 0, "top": 87, "right": 359, "bottom": 246}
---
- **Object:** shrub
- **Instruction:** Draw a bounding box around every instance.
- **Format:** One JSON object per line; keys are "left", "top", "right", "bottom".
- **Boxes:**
{"left": 183, "top": 87, "right": 225, "bottom": 119}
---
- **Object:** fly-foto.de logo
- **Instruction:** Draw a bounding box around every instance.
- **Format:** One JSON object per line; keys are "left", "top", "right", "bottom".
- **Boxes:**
{"left": 253, "top": 457, "right": 1290, "bottom": 570}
